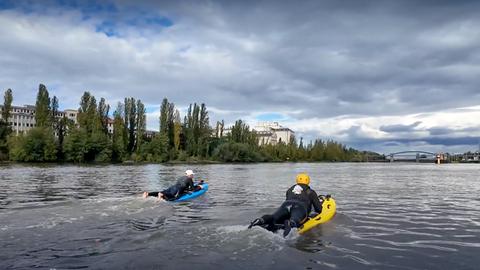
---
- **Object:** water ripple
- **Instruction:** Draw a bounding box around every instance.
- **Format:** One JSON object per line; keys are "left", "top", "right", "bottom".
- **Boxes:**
{"left": 1, "top": 163, "right": 479, "bottom": 270}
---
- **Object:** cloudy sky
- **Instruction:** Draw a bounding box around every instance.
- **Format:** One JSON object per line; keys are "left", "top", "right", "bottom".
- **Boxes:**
{"left": 1, "top": 0, "right": 480, "bottom": 154}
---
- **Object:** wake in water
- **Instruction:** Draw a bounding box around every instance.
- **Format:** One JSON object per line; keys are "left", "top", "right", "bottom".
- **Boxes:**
{"left": 128, "top": 217, "right": 167, "bottom": 231}
{"left": 2, "top": 163, "right": 479, "bottom": 270}
{"left": 0, "top": 196, "right": 174, "bottom": 231}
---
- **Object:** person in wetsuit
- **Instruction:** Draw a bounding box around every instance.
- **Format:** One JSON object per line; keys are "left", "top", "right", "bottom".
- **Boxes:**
{"left": 248, "top": 173, "right": 323, "bottom": 237}
{"left": 142, "top": 170, "right": 203, "bottom": 200}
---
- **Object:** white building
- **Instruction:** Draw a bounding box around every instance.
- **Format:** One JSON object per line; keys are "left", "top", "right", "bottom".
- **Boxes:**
{"left": 0, "top": 105, "right": 36, "bottom": 135}
{"left": 0, "top": 104, "right": 78, "bottom": 135}
{"left": 0, "top": 104, "right": 159, "bottom": 139}
{"left": 218, "top": 122, "right": 295, "bottom": 146}
{"left": 254, "top": 122, "right": 295, "bottom": 146}
{"left": 222, "top": 127, "right": 232, "bottom": 137}
{"left": 63, "top": 109, "right": 79, "bottom": 124}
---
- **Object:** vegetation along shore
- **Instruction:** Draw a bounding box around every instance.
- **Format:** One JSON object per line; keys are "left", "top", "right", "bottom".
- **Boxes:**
{"left": 0, "top": 84, "right": 377, "bottom": 163}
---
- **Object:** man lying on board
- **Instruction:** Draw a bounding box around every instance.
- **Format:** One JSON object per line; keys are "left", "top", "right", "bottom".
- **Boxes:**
{"left": 142, "top": 169, "right": 204, "bottom": 201}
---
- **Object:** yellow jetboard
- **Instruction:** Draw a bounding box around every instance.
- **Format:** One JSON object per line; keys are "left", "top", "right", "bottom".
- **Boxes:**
{"left": 298, "top": 197, "right": 336, "bottom": 234}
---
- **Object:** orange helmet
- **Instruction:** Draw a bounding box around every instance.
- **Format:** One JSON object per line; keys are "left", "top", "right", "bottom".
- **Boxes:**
{"left": 296, "top": 173, "right": 310, "bottom": 185}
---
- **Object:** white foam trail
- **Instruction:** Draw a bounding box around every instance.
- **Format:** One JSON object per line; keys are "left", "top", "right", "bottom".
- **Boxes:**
{"left": 216, "top": 225, "right": 248, "bottom": 233}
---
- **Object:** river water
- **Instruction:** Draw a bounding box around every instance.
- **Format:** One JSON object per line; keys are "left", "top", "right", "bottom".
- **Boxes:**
{"left": 0, "top": 163, "right": 479, "bottom": 270}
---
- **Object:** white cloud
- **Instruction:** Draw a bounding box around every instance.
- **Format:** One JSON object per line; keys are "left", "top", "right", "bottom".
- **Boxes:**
{"left": 145, "top": 106, "right": 160, "bottom": 131}
{"left": 1, "top": 1, "right": 480, "bottom": 153}
{"left": 283, "top": 105, "right": 480, "bottom": 153}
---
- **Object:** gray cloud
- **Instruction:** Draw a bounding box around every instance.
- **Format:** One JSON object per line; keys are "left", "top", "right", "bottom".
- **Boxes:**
{"left": 1, "top": 0, "right": 480, "bottom": 152}
{"left": 428, "top": 127, "right": 454, "bottom": 136}
{"left": 380, "top": 121, "right": 422, "bottom": 133}
{"left": 428, "top": 126, "right": 480, "bottom": 136}
{"left": 337, "top": 133, "right": 480, "bottom": 154}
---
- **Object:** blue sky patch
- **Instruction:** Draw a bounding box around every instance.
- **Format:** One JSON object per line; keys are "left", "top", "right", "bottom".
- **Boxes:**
{"left": 143, "top": 15, "right": 173, "bottom": 27}
{"left": 95, "top": 20, "right": 119, "bottom": 37}
{"left": 55, "top": 0, "right": 118, "bottom": 14}
{"left": 256, "top": 113, "right": 286, "bottom": 121}
{"left": 145, "top": 106, "right": 158, "bottom": 114}
{"left": 0, "top": 0, "right": 15, "bottom": 10}
{"left": 4, "top": 0, "right": 173, "bottom": 36}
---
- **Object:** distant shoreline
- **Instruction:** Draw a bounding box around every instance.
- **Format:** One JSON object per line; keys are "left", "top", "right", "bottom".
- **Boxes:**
{"left": 2, "top": 160, "right": 478, "bottom": 165}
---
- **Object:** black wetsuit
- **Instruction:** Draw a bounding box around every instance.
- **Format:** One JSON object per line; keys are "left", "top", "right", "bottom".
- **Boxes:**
{"left": 260, "top": 184, "right": 323, "bottom": 231}
{"left": 147, "top": 176, "right": 195, "bottom": 200}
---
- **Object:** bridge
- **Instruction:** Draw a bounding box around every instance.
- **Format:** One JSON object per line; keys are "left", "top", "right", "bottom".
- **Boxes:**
{"left": 387, "top": 151, "right": 444, "bottom": 163}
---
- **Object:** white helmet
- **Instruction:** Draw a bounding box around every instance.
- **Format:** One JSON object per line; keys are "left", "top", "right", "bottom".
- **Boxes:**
{"left": 185, "top": 170, "right": 194, "bottom": 176}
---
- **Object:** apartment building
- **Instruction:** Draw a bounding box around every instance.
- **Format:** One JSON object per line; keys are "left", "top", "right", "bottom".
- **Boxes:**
{"left": 0, "top": 104, "right": 155, "bottom": 137}
{"left": 0, "top": 104, "right": 79, "bottom": 135}
{"left": 254, "top": 122, "right": 295, "bottom": 146}
{"left": 0, "top": 105, "right": 36, "bottom": 135}
{"left": 218, "top": 121, "right": 295, "bottom": 146}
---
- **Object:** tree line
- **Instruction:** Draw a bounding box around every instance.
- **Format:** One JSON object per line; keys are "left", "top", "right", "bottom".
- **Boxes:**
{"left": 0, "top": 85, "right": 377, "bottom": 163}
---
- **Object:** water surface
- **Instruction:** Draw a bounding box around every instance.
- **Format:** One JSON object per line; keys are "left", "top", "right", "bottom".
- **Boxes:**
{"left": 1, "top": 163, "right": 479, "bottom": 269}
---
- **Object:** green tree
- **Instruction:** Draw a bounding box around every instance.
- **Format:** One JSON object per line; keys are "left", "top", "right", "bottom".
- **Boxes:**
{"left": 215, "top": 120, "right": 224, "bottom": 138}
{"left": 228, "top": 120, "right": 257, "bottom": 146}
{"left": 197, "top": 103, "right": 210, "bottom": 156}
{"left": 87, "top": 95, "right": 98, "bottom": 132}
{"left": 2, "top": 88, "right": 13, "bottom": 122}
{"left": 98, "top": 97, "right": 110, "bottom": 135}
{"left": 56, "top": 116, "right": 70, "bottom": 160}
{"left": 139, "top": 133, "right": 169, "bottom": 162}
{"left": 77, "top": 91, "right": 91, "bottom": 130}
{"left": 8, "top": 127, "right": 57, "bottom": 162}
{"left": 10, "top": 85, "right": 58, "bottom": 162}
{"left": 159, "top": 97, "right": 176, "bottom": 150}
{"left": 64, "top": 127, "right": 111, "bottom": 162}
{"left": 35, "top": 84, "right": 51, "bottom": 128}
{"left": 183, "top": 104, "right": 194, "bottom": 154}
{"left": 324, "top": 140, "right": 343, "bottom": 161}
{"left": 64, "top": 92, "right": 112, "bottom": 163}
{"left": 50, "top": 96, "right": 70, "bottom": 160}
{"left": 86, "top": 131, "right": 112, "bottom": 162}
{"left": 183, "top": 103, "right": 211, "bottom": 157}
{"left": 0, "top": 88, "right": 13, "bottom": 159}
{"left": 124, "top": 97, "right": 137, "bottom": 154}
{"left": 63, "top": 128, "right": 88, "bottom": 162}
{"left": 310, "top": 139, "right": 325, "bottom": 161}
{"left": 173, "top": 109, "right": 182, "bottom": 152}
{"left": 213, "top": 142, "right": 263, "bottom": 162}
{"left": 77, "top": 91, "right": 99, "bottom": 133}
{"left": 287, "top": 134, "right": 299, "bottom": 161}
{"left": 112, "top": 103, "right": 127, "bottom": 162}
{"left": 159, "top": 98, "right": 170, "bottom": 135}
{"left": 51, "top": 96, "right": 59, "bottom": 130}
{"left": 136, "top": 99, "right": 146, "bottom": 152}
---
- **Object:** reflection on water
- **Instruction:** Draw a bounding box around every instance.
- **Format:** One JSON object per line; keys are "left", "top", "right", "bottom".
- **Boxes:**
{"left": 0, "top": 163, "right": 479, "bottom": 269}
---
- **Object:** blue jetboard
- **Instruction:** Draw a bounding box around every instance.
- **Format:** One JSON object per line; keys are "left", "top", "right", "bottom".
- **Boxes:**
{"left": 174, "top": 183, "right": 209, "bottom": 202}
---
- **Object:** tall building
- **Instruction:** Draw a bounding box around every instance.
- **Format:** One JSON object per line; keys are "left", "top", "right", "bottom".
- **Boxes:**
{"left": 254, "top": 122, "right": 295, "bottom": 145}
{"left": 0, "top": 104, "right": 78, "bottom": 135}
{"left": 0, "top": 104, "right": 160, "bottom": 137}
{"left": 0, "top": 105, "right": 36, "bottom": 135}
